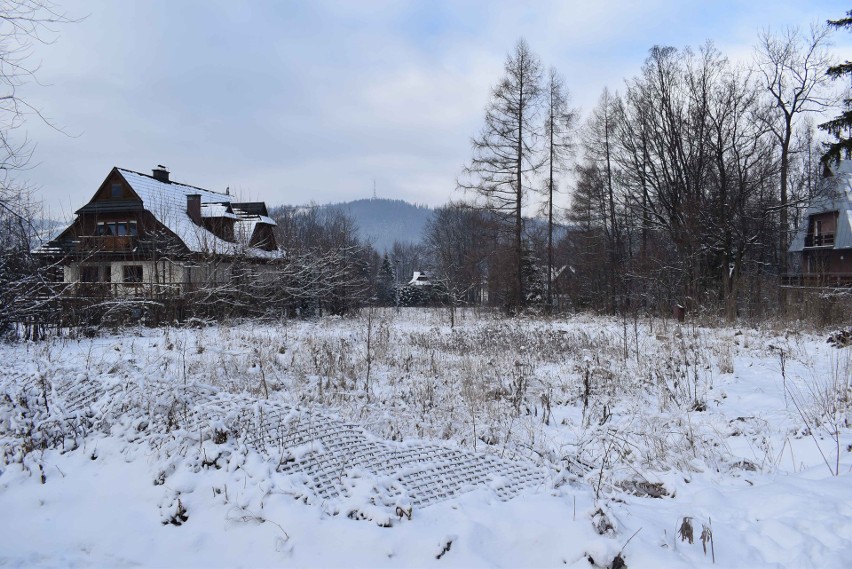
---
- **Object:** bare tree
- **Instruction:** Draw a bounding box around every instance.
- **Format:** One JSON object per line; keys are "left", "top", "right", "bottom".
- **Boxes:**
{"left": 755, "top": 24, "right": 834, "bottom": 299}
{"left": 566, "top": 43, "right": 784, "bottom": 319}
{"left": 425, "top": 204, "right": 494, "bottom": 321}
{"left": 459, "top": 38, "right": 543, "bottom": 313}
{"left": 0, "top": 1, "right": 73, "bottom": 337}
{"left": 580, "top": 87, "right": 624, "bottom": 312}
{"left": 703, "top": 57, "right": 776, "bottom": 321}
{"left": 541, "top": 68, "right": 576, "bottom": 311}
{"left": 0, "top": 1, "right": 72, "bottom": 222}
{"left": 389, "top": 240, "right": 426, "bottom": 290}
{"left": 270, "top": 205, "right": 371, "bottom": 316}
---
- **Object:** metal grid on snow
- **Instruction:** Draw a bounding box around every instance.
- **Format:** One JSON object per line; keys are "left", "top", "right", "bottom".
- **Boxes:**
{"left": 6, "top": 371, "right": 546, "bottom": 509}
{"left": 221, "top": 402, "right": 546, "bottom": 507}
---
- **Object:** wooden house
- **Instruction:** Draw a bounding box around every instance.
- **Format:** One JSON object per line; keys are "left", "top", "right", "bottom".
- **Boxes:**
{"left": 787, "top": 160, "right": 852, "bottom": 288}
{"left": 37, "top": 166, "right": 280, "bottom": 298}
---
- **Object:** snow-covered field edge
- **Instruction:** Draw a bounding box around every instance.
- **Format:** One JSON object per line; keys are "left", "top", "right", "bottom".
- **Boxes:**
{"left": 1, "top": 308, "right": 851, "bottom": 568}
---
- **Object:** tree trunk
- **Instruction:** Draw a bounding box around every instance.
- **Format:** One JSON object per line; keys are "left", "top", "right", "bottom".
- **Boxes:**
{"left": 547, "top": 101, "right": 554, "bottom": 314}
{"left": 604, "top": 108, "right": 618, "bottom": 314}
{"left": 515, "top": 75, "right": 525, "bottom": 314}
{"left": 779, "top": 129, "right": 791, "bottom": 311}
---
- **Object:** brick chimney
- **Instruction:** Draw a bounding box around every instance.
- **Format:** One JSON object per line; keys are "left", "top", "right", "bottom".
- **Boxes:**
{"left": 187, "top": 194, "right": 201, "bottom": 225}
{"left": 152, "top": 165, "right": 170, "bottom": 183}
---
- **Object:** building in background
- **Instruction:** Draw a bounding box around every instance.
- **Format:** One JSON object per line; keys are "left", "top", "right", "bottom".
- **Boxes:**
{"left": 37, "top": 166, "right": 280, "bottom": 299}
{"left": 787, "top": 160, "right": 852, "bottom": 288}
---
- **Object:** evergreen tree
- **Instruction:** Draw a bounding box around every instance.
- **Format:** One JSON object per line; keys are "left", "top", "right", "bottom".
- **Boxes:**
{"left": 376, "top": 254, "right": 396, "bottom": 305}
{"left": 820, "top": 10, "right": 852, "bottom": 166}
{"left": 521, "top": 250, "right": 545, "bottom": 306}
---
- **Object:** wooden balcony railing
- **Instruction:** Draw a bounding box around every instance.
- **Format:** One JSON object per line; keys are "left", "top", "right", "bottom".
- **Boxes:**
{"left": 781, "top": 272, "right": 852, "bottom": 288}
{"left": 69, "top": 282, "right": 188, "bottom": 298}
{"left": 804, "top": 233, "right": 835, "bottom": 248}
{"left": 23, "top": 281, "right": 232, "bottom": 304}
{"left": 75, "top": 235, "right": 136, "bottom": 252}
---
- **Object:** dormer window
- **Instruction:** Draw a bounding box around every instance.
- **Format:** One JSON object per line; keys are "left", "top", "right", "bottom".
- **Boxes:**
{"left": 111, "top": 183, "right": 123, "bottom": 198}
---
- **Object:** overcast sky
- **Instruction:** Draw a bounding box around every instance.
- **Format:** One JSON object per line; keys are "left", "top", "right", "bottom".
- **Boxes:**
{"left": 20, "top": 0, "right": 852, "bottom": 219}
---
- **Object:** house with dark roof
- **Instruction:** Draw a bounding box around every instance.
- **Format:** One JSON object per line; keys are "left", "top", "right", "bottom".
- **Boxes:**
{"left": 37, "top": 166, "right": 281, "bottom": 298}
{"left": 787, "top": 160, "right": 852, "bottom": 288}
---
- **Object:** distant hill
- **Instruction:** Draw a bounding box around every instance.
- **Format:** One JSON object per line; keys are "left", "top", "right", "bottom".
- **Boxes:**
{"left": 31, "top": 218, "right": 68, "bottom": 245}
{"left": 288, "top": 198, "right": 568, "bottom": 253}
{"left": 324, "top": 198, "right": 434, "bottom": 253}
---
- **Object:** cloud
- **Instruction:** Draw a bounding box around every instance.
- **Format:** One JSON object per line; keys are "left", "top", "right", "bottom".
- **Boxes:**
{"left": 15, "top": 0, "right": 852, "bottom": 213}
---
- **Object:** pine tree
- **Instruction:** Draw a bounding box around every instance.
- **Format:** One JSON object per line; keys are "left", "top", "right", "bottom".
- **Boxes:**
{"left": 820, "top": 11, "right": 852, "bottom": 166}
{"left": 376, "top": 254, "right": 396, "bottom": 305}
{"left": 521, "top": 250, "right": 545, "bottom": 306}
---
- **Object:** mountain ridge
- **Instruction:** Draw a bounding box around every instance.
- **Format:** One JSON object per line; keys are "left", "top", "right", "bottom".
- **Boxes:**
{"left": 323, "top": 197, "right": 435, "bottom": 252}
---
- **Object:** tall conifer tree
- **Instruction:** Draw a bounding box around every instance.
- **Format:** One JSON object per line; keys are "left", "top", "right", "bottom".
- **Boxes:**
{"left": 821, "top": 11, "right": 852, "bottom": 166}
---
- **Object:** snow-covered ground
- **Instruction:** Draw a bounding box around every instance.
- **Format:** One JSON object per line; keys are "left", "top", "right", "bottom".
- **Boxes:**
{"left": 1, "top": 309, "right": 850, "bottom": 568}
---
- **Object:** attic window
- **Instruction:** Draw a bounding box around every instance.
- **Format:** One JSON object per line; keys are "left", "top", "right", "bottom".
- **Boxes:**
{"left": 111, "top": 183, "right": 123, "bottom": 198}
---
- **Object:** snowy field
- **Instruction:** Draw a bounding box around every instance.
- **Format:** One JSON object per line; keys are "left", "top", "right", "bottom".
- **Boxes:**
{"left": 1, "top": 308, "right": 851, "bottom": 568}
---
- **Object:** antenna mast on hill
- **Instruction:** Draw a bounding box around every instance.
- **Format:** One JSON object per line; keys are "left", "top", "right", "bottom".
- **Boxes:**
{"left": 373, "top": 179, "right": 377, "bottom": 200}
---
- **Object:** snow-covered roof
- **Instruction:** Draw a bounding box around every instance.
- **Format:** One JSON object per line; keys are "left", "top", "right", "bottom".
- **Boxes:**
{"left": 232, "top": 207, "right": 277, "bottom": 249}
{"left": 789, "top": 160, "right": 852, "bottom": 252}
{"left": 408, "top": 271, "right": 430, "bottom": 286}
{"left": 200, "top": 203, "right": 238, "bottom": 220}
{"left": 116, "top": 168, "right": 279, "bottom": 259}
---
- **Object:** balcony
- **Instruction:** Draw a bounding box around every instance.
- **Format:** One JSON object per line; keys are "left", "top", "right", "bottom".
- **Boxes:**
{"left": 70, "top": 282, "right": 193, "bottom": 299}
{"left": 75, "top": 235, "right": 137, "bottom": 252}
{"left": 804, "top": 233, "right": 835, "bottom": 248}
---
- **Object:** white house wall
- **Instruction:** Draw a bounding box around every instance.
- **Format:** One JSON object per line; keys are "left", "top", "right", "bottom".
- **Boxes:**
{"left": 183, "top": 262, "right": 233, "bottom": 286}
{"left": 64, "top": 265, "right": 80, "bottom": 283}
{"left": 790, "top": 161, "right": 852, "bottom": 252}
{"left": 65, "top": 261, "right": 243, "bottom": 285}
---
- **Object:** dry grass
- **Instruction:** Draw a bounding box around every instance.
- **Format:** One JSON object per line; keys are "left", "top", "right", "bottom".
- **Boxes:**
{"left": 3, "top": 307, "right": 845, "bottom": 498}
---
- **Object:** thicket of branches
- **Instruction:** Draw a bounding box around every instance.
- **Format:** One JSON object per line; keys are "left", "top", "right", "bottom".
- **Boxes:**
{"left": 436, "top": 21, "right": 845, "bottom": 320}
{"left": 268, "top": 205, "right": 374, "bottom": 316}
{"left": 0, "top": 1, "right": 73, "bottom": 339}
